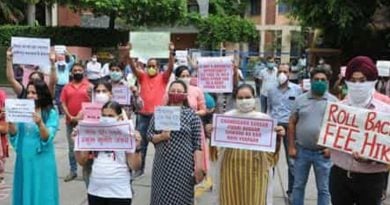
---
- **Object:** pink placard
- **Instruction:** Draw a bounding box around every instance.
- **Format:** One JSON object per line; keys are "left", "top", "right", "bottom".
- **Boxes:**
{"left": 82, "top": 102, "right": 102, "bottom": 122}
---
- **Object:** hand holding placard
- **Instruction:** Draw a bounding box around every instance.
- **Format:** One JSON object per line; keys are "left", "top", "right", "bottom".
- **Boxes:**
{"left": 5, "top": 99, "right": 35, "bottom": 123}
{"left": 154, "top": 106, "right": 181, "bottom": 131}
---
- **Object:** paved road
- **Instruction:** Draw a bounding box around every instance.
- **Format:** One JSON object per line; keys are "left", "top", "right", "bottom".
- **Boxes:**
{"left": 1, "top": 86, "right": 390, "bottom": 205}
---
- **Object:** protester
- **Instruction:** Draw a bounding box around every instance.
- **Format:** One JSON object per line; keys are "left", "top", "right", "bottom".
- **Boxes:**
{"left": 147, "top": 80, "right": 204, "bottom": 205}
{"left": 86, "top": 54, "right": 102, "bottom": 86}
{"left": 55, "top": 50, "right": 75, "bottom": 114}
{"left": 329, "top": 56, "right": 390, "bottom": 205}
{"left": 127, "top": 43, "right": 175, "bottom": 177}
{"left": 8, "top": 80, "right": 59, "bottom": 205}
{"left": 267, "top": 63, "right": 302, "bottom": 202}
{"left": 6, "top": 47, "right": 57, "bottom": 98}
{"left": 0, "top": 89, "right": 7, "bottom": 184}
{"left": 61, "top": 63, "right": 92, "bottom": 182}
{"left": 75, "top": 101, "right": 142, "bottom": 205}
{"left": 218, "top": 84, "right": 285, "bottom": 205}
{"left": 258, "top": 56, "right": 278, "bottom": 113}
{"left": 288, "top": 66, "right": 338, "bottom": 205}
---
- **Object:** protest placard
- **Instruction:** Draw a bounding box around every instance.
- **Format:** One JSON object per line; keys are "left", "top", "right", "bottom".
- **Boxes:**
{"left": 82, "top": 102, "right": 102, "bottom": 122}
{"left": 5, "top": 99, "right": 35, "bottom": 123}
{"left": 302, "top": 79, "right": 311, "bottom": 91}
{"left": 175, "top": 50, "right": 188, "bottom": 65}
{"left": 54, "top": 45, "right": 66, "bottom": 54}
{"left": 318, "top": 102, "right": 390, "bottom": 164}
{"left": 75, "top": 121, "right": 135, "bottom": 152}
{"left": 340, "top": 66, "right": 347, "bottom": 77}
{"left": 197, "top": 57, "right": 234, "bottom": 93}
{"left": 376, "top": 61, "right": 390, "bottom": 77}
{"left": 130, "top": 32, "right": 170, "bottom": 58}
{"left": 11, "top": 37, "right": 50, "bottom": 67}
{"left": 112, "top": 86, "right": 131, "bottom": 105}
{"left": 154, "top": 106, "right": 181, "bottom": 131}
{"left": 211, "top": 114, "right": 277, "bottom": 152}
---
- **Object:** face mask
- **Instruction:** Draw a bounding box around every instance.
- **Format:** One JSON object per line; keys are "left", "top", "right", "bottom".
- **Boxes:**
{"left": 58, "top": 61, "right": 66, "bottom": 66}
{"left": 110, "top": 71, "right": 123, "bottom": 81}
{"left": 100, "top": 116, "right": 117, "bottom": 123}
{"left": 311, "top": 80, "right": 328, "bottom": 96}
{"left": 179, "top": 77, "right": 191, "bottom": 85}
{"left": 168, "top": 93, "right": 187, "bottom": 104}
{"left": 346, "top": 81, "right": 376, "bottom": 107}
{"left": 95, "top": 93, "right": 110, "bottom": 104}
{"left": 236, "top": 98, "right": 256, "bottom": 113}
{"left": 147, "top": 67, "right": 157, "bottom": 76}
{"left": 92, "top": 58, "right": 97, "bottom": 62}
{"left": 267, "top": 63, "right": 275, "bottom": 69}
{"left": 278, "top": 73, "right": 288, "bottom": 85}
{"left": 73, "top": 73, "right": 84, "bottom": 81}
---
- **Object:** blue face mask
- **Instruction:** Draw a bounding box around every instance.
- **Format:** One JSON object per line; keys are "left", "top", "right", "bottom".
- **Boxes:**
{"left": 267, "top": 62, "right": 275, "bottom": 69}
{"left": 110, "top": 71, "right": 123, "bottom": 81}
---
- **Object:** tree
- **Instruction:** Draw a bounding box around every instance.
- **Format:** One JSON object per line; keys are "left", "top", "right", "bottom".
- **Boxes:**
{"left": 0, "top": 0, "right": 24, "bottom": 24}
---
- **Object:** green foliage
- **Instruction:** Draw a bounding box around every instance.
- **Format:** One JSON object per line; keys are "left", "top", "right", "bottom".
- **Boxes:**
{"left": 0, "top": 0, "right": 24, "bottom": 24}
{"left": 0, "top": 26, "right": 129, "bottom": 47}
{"left": 209, "top": 0, "right": 248, "bottom": 16}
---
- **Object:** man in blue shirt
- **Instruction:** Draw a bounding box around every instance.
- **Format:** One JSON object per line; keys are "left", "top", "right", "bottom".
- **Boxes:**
{"left": 267, "top": 63, "right": 302, "bottom": 201}
{"left": 55, "top": 50, "right": 75, "bottom": 115}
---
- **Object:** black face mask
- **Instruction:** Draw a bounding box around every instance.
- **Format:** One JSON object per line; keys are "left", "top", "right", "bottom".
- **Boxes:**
{"left": 58, "top": 65, "right": 66, "bottom": 72}
{"left": 73, "top": 73, "right": 84, "bottom": 81}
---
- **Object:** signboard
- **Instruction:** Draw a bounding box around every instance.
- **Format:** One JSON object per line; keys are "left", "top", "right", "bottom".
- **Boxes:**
{"left": 82, "top": 102, "right": 102, "bottom": 122}
{"left": 54, "top": 45, "right": 66, "bottom": 54}
{"left": 197, "top": 57, "right": 234, "bottom": 93}
{"left": 5, "top": 99, "right": 35, "bottom": 123}
{"left": 376, "top": 61, "right": 390, "bottom": 77}
{"left": 130, "top": 32, "right": 170, "bottom": 59}
{"left": 11, "top": 37, "right": 50, "bottom": 67}
{"left": 211, "top": 114, "right": 277, "bottom": 152}
{"left": 154, "top": 106, "right": 181, "bottom": 131}
{"left": 112, "top": 86, "right": 131, "bottom": 105}
{"left": 75, "top": 121, "right": 135, "bottom": 152}
{"left": 318, "top": 102, "right": 390, "bottom": 164}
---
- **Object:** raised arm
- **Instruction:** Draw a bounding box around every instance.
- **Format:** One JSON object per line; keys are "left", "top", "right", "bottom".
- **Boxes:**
{"left": 48, "top": 52, "right": 57, "bottom": 97}
{"left": 163, "top": 43, "right": 175, "bottom": 81}
{"left": 6, "top": 48, "right": 23, "bottom": 96}
{"left": 125, "top": 43, "right": 143, "bottom": 78}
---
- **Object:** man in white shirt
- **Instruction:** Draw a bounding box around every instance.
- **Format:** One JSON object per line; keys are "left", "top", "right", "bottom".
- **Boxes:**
{"left": 86, "top": 54, "right": 102, "bottom": 85}
{"left": 259, "top": 56, "right": 278, "bottom": 113}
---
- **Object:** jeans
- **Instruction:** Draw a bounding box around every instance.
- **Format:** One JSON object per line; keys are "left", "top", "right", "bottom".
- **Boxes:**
{"left": 292, "top": 145, "right": 331, "bottom": 205}
{"left": 137, "top": 114, "right": 152, "bottom": 172}
{"left": 279, "top": 123, "right": 295, "bottom": 195}
{"left": 66, "top": 124, "right": 77, "bottom": 174}
{"left": 55, "top": 84, "right": 64, "bottom": 114}
{"left": 260, "top": 94, "right": 267, "bottom": 113}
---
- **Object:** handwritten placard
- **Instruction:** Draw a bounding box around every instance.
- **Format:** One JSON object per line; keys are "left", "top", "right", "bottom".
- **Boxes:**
{"left": 318, "top": 102, "right": 390, "bottom": 164}
{"left": 376, "top": 61, "right": 390, "bottom": 77}
{"left": 197, "top": 57, "right": 234, "bottom": 93}
{"left": 130, "top": 32, "right": 170, "bottom": 59}
{"left": 112, "top": 86, "right": 131, "bottom": 105}
{"left": 11, "top": 37, "right": 50, "bottom": 67}
{"left": 211, "top": 114, "right": 277, "bottom": 152}
{"left": 154, "top": 106, "right": 181, "bottom": 131}
{"left": 5, "top": 99, "right": 35, "bottom": 123}
{"left": 175, "top": 50, "right": 188, "bottom": 65}
{"left": 75, "top": 121, "right": 135, "bottom": 152}
{"left": 54, "top": 45, "right": 66, "bottom": 54}
{"left": 82, "top": 102, "right": 102, "bottom": 122}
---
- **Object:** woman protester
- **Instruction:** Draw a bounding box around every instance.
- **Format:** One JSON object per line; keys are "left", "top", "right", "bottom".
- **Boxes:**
{"left": 75, "top": 101, "right": 142, "bottom": 205}
{"left": 147, "top": 80, "right": 205, "bottom": 205}
{"left": 0, "top": 89, "right": 8, "bottom": 184}
{"left": 218, "top": 84, "right": 285, "bottom": 205}
{"left": 8, "top": 80, "right": 60, "bottom": 205}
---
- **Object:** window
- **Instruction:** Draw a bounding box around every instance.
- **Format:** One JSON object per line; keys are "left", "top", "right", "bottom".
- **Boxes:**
{"left": 250, "top": 0, "right": 261, "bottom": 15}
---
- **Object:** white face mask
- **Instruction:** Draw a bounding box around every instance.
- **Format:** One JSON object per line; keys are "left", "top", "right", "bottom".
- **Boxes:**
{"left": 236, "top": 98, "right": 256, "bottom": 113}
{"left": 100, "top": 116, "right": 117, "bottom": 123}
{"left": 94, "top": 93, "right": 110, "bottom": 104}
{"left": 179, "top": 77, "right": 191, "bottom": 85}
{"left": 92, "top": 58, "right": 97, "bottom": 62}
{"left": 278, "top": 73, "right": 288, "bottom": 85}
{"left": 58, "top": 61, "right": 66, "bottom": 66}
{"left": 346, "top": 81, "right": 376, "bottom": 107}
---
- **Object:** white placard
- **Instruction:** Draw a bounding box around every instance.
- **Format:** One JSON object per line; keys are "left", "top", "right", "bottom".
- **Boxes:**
{"left": 175, "top": 50, "right": 188, "bottom": 65}
{"left": 11, "top": 37, "right": 50, "bottom": 67}
{"left": 302, "top": 79, "right": 311, "bottom": 91}
{"left": 54, "top": 45, "right": 66, "bottom": 54}
{"left": 340, "top": 66, "right": 347, "bottom": 77}
{"left": 211, "top": 114, "right": 277, "bottom": 152}
{"left": 197, "top": 56, "right": 234, "bottom": 93}
{"left": 5, "top": 99, "right": 35, "bottom": 123}
{"left": 154, "top": 106, "right": 181, "bottom": 131}
{"left": 318, "top": 102, "right": 390, "bottom": 164}
{"left": 75, "top": 121, "right": 135, "bottom": 152}
{"left": 112, "top": 86, "right": 132, "bottom": 105}
{"left": 130, "top": 32, "right": 170, "bottom": 59}
{"left": 376, "top": 61, "right": 390, "bottom": 77}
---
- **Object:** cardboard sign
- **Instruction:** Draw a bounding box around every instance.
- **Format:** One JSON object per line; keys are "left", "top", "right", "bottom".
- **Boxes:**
{"left": 154, "top": 106, "right": 181, "bottom": 131}
{"left": 11, "top": 37, "right": 50, "bottom": 67}
{"left": 197, "top": 57, "right": 234, "bottom": 93}
{"left": 318, "top": 102, "right": 390, "bottom": 164}
{"left": 211, "top": 114, "right": 277, "bottom": 152}
{"left": 82, "top": 102, "right": 102, "bottom": 122}
{"left": 130, "top": 32, "right": 170, "bottom": 59}
{"left": 376, "top": 61, "right": 390, "bottom": 77}
{"left": 302, "top": 79, "right": 311, "bottom": 91}
{"left": 54, "top": 45, "right": 66, "bottom": 54}
{"left": 112, "top": 86, "right": 131, "bottom": 105}
{"left": 5, "top": 99, "right": 35, "bottom": 123}
{"left": 175, "top": 50, "right": 188, "bottom": 65}
{"left": 75, "top": 121, "right": 135, "bottom": 152}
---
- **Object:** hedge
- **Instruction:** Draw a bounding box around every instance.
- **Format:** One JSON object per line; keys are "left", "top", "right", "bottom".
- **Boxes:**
{"left": 0, "top": 26, "right": 129, "bottom": 47}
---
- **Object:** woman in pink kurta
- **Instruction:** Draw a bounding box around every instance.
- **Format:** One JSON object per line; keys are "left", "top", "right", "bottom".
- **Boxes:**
{"left": 0, "top": 89, "right": 8, "bottom": 183}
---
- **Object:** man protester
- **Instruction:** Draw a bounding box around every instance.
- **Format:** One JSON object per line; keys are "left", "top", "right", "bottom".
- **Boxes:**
{"left": 259, "top": 56, "right": 278, "bottom": 113}
{"left": 127, "top": 43, "right": 175, "bottom": 177}
{"left": 86, "top": 54, "right": 102, "bottom": 86}
{"left": 267, "top": 63, "right": 302, "bottom": 202}
{"left": 61, "top": 64, "right": 92, "bottom": 182}
{"left": 288, "top": 66, "right": 338, "bottom": 205}
{"left": 329, "top": 56, "right": 390, "bottom": 205}
{"left": 55, "top": 50, "right": 75, "bottom": 115}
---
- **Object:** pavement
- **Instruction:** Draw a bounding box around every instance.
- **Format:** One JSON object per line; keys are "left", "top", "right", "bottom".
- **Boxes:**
{"left": 1, "top": 86, "right": 390, "bottom": 205}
